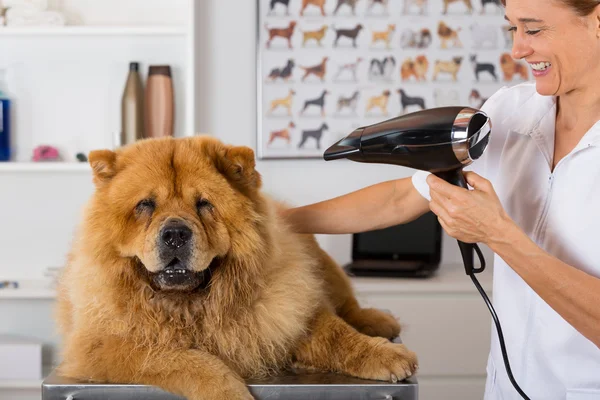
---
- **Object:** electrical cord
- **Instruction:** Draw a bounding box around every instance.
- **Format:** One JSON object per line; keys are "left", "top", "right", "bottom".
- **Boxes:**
{"left": 470, "top": 244, "right": 531, "bottom": 400}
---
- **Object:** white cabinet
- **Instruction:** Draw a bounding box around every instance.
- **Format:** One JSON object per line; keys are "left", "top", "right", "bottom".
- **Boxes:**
{"left": 352, "top": 263, "right": 494, "bottom": 400}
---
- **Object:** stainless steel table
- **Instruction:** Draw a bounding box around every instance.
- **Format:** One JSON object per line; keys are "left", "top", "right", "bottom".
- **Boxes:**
{"left": 42, "top": 367, "right": 418, "bottom": 400}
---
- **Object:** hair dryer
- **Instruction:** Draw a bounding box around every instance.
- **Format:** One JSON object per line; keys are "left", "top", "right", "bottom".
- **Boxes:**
{"left": 324, "top": 106, "right": 530, "bottom": 400}
{"left": 324, "top": 106, "right": 490, "bottom": 275}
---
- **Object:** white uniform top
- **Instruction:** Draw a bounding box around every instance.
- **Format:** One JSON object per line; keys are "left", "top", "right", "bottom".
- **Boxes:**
{"left": 411, "top": 82, "right": 600, "bottom": 400}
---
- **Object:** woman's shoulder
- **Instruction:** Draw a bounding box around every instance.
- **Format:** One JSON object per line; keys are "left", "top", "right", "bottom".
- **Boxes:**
{"left": 481, "top": 82, "right": 537, "bottom": 113}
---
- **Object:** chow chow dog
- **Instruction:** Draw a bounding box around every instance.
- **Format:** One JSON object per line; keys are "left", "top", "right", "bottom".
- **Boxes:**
{"left": 55, "top": 136, "right": 418, "bottom": 400}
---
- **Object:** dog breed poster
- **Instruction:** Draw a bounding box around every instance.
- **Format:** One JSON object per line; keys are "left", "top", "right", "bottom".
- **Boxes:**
{"left": 257, "top": 0, "right": 528, "bottom": 159}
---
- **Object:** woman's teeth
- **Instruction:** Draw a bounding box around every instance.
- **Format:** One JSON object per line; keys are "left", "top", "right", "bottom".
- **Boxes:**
{"left": 531, "top": 62, "right": 551, "bottom": 71}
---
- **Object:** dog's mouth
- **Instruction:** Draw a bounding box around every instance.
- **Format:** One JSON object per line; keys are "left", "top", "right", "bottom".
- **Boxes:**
{"left": 136, "top": 257, "right": 221, "bottom": 293}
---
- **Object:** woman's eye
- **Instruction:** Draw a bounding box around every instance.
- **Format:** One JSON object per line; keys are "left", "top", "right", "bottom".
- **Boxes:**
{"left": 526, "top": 29, "right": 540, "bottom": 35}
{"left": 135, "top": 199, "right": 155, "bottom": 214}
{"left": 507, "top": 26, "right": 516, "bottom": 32}
{"left": 196, "top": 198, "right": 213, "bottom": 213}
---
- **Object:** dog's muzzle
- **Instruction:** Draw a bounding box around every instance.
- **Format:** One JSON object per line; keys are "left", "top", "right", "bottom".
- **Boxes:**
{"left": 153, "top": 257, "right": 208, "bottom": 292}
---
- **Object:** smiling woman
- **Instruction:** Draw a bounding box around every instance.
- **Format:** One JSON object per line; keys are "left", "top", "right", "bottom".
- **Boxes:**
{"left": 283, "top": 0, "right": 600, "bottom": 398}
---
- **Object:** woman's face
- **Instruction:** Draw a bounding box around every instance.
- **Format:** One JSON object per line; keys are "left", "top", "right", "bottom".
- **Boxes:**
{"left": 505, "top": 0, "right": 600, "bottom": 96}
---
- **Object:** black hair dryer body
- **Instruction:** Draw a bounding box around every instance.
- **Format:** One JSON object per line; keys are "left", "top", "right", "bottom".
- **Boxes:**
{"left": 324, "top": 106, "right": 492, "bottom": 275}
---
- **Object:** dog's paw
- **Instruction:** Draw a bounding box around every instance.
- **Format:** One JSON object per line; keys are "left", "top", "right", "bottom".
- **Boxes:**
{"left": 344, "top": 308, "right": 401, "bottom": 339}
{"left": 195, "top": 375, "right": 254, "bottom": 400}
{"left": 349, "top": 338, "right": 418, "bottom": 382}
{"left": 221, "top": 378, "right": 255, "bottom": 400}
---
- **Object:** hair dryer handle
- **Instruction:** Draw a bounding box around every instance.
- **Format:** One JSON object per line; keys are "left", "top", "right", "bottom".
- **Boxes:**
{"left": 434, "top": 169, "right": 486, "bottom": 275}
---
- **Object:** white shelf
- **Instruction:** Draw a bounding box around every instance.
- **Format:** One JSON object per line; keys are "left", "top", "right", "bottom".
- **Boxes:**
{"left": 0, "top": 280, "right": 56, "bottom": 299}
{"left": 0, "top": 162, "right": 90, "bottom": 172}
{"left": 351, "top": 263, "right": 493, "bottom": 294}
{"left": 0, "top": 365, "right": 53, "bottom": 389}
{"left": 0, "top": 26, "right": 188, "bottom": 36}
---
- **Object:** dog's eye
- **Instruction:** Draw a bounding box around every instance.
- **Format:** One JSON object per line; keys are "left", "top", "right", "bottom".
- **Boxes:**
{"left": 135, "top": 199, "right": 155, "bottom": 214}
{"left": 196, "top": 198, "right": 213, "bottom": 213}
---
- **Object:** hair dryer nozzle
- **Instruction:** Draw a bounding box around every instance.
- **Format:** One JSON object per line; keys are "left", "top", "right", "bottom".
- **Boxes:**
{"left": 324, "top": 128, "right": 364, "bottom": 161}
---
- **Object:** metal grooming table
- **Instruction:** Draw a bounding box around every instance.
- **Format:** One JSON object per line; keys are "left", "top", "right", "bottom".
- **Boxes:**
{"left": 42, "top": 368, "right": 417, "bottom": 400}
{"left": 42, "top": 336, "right": 417, "bottom": 400}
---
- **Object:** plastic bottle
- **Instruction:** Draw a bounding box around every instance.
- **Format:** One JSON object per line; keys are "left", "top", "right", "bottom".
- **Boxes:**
{"left": 145, "top": 65, "right": 174, "bottom": 138}
{"left": 0, "top": 69, "right": 11, "bottom": 162}
{"left": 120, "top": 62, "right": 145, "bottom": 146}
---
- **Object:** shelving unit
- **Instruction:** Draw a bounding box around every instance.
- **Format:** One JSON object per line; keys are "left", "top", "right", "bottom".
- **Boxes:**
{"left": 0, "top": 365, "right": 53, "bottom": 389}
{"left": 0, "top": 26, "right": 188, "bottom": 36}
{"left": 0, "top": 3, "right": 202, "bottom": 399}
{"left": 0, "top": 162, "right": 90, "bottom": 172}
{"left": 0, "top": 0, "right": 200, "bottom": 166}
{"left": 0, "top": 280, "right": 56, "bottom": 299}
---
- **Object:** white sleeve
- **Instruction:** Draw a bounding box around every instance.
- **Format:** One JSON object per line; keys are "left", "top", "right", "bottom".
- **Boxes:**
{"left": 411, "top": 170, "right": 432, "bottom": 201}
{"left": 410, "top": 85, "right": 511, "bottom": 200}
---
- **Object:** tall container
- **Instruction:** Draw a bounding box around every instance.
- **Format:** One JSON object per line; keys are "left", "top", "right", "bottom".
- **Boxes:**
{"left": 145, "top": 65, "right": 174, "bottom": 138}
{"left": 120, "top": 62, "right": 145, "bottom": 146}
{"left": 0, "top": 69, "right": 11, "bottom": 162}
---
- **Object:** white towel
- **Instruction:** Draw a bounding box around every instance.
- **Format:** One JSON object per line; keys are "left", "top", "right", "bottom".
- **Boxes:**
{"left": 2, "top": 0, "right": 48, "bottom": 11}
{"left": 6, "top": 7, "right": 65, "bottom": 26}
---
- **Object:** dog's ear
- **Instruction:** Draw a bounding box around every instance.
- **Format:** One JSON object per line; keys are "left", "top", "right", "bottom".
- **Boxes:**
{"left": 88, "top": 149, "right": 117, "bottom": 186}
{"left": 215, "top": 144, "right": 262, "bottom": 193}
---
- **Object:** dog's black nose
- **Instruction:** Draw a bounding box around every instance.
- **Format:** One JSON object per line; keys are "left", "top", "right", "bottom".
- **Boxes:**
{"left": 161, "top": 220, "right": 192, "bottom": 249}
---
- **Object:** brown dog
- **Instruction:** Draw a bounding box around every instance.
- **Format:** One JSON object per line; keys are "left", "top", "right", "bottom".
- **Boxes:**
{"left": 268, "top": 89, "right": 295, "bottom": 116}
{"left": 500, "top": 53, "right": 529, "bottom": 81}
{"left": 268, "top": 121, "right": 295, "bottom": 145}
{"left": 437, "top": 21, "right": 462, "bottom": 48}
{"left": 301, "top": 0, "right": 326, "bottom": 15}
{"left": 54, "top": 136, "right": 417, "bottom": 400}
{"left": 442, "top": 0, "right": 473, "bottom": 13}
{"left": 371, "top": 24, "right": 396, "bottom": 49}
{"left": 400, "top": 55, "right": 429, "bottom": 81}
{"left": 365, "top": 89, "right": 391, "bottom": 115}
{"left": 301, "top": 25, "right": 328, "bottom": 46}
{"left": 300, "top": 56, "right": 329, "bottom": 81}
{"left": 432, "top": 56, "right": 463, "bottom": 81}
{"left": 265, "top": 21, "right": 297, "bottom": 48}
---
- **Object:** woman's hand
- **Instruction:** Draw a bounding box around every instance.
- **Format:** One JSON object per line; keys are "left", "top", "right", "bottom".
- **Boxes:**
{"left": 426, "top": 171, "right": 512, "bottom": 245}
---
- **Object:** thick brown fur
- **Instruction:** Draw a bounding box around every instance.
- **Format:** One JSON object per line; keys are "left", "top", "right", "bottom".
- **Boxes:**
{"left": 55, "top": 136, "right": 417, "bottom": 400}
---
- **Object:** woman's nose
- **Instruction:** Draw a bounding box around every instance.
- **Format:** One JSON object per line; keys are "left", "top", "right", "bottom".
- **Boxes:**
{"left": 511, "top": 32, "right": 533, "bottom": 60}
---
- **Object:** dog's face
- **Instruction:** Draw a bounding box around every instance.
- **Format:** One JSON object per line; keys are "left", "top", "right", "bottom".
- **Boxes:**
{"left": 86, "top": 137, "right": 263, "bottom": 294}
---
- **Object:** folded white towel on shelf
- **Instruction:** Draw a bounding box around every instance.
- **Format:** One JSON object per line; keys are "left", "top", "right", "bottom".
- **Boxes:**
{"left": 2, "top": 0, "right": 48, "bottom": 11}
{"left": 5, "top": 6, "right": 65, "bottom": 26}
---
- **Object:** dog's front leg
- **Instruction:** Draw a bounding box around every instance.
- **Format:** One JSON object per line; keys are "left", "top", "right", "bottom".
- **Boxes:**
{"left": 293, "top": 308, "right": 418, "bottom": 382}
{"left": 58, "top": 335, "right": 254, "bottom": 400}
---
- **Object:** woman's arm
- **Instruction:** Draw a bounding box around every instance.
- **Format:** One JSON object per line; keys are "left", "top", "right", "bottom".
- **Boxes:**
{"left": 427, "top": 171, "right": 600, "bottom": 348}
{"left": 281, "top": 177, "right": 430, "bottom": 234}
{"left": 489, "top": 221, "right": 600, "bottom": 348}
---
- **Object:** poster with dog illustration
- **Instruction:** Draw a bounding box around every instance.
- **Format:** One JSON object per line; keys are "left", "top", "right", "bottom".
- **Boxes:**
{"left": 257, "top": 0, "right": 529, "bottom": 159}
